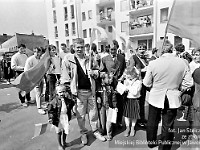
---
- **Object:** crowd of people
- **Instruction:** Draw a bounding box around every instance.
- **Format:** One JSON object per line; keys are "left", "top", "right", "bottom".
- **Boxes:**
{"left": 5, "top": 39, "right": 200, "bottom": 150}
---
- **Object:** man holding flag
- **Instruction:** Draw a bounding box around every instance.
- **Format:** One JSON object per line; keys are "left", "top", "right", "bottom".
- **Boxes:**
{"left": 61, "top": 38, "right": 106, "bottom": 145}
{"left": 11, "top": 44, "right": 32, "bottom": 107}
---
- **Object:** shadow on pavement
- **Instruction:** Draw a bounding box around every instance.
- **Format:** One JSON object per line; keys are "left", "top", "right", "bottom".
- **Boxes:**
{"left": 0, "top": 82, "right": 14, "bottom": 90}
{"left": 0, "top": 102, "right": 22, "bottom": 113}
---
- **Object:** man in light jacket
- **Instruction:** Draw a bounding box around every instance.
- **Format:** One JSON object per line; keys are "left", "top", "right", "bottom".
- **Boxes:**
{"left": 60, "top": 38, "right": 106, "bottom": 145}
{"left": 143, "top": 40, "right": 193, "bottom": 150}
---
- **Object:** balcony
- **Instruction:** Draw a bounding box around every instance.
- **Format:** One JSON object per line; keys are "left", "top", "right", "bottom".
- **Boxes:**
{"left": 129, "top": 23, "right": 153, "bottom": 36}
{"left": 130, "top": 0, "right": 153, "bottom": 16}
{"left": 97, "top": 12, "right": 115, "bottom": 25}
{"left": 96, "top": 0, "right": 114, "bottom": 6}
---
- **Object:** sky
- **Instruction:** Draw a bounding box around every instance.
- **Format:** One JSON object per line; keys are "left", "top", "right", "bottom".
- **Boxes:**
{"left": 0, "top": 0, "right": 48, "bottom": 37}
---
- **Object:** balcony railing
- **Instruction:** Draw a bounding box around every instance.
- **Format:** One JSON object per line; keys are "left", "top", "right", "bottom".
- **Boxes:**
{"left": 130, "top": 0, "right": 153, "bottom": 10}
{"left": 96, "top": 0, "right": 114, "bottom": 5}
{"left": 129, "top": 23, "right": 153, "bottom": 36}
{"left": 97, "top": 12, "right": 115, "bottom": 24}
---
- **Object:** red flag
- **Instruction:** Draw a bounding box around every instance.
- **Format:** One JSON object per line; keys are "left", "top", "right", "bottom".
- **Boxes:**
{"left": 167, "top": 0, "right": 200, "bottom": 47}
{"left": 12, "top": 50, "right": 51, "bottom": 93}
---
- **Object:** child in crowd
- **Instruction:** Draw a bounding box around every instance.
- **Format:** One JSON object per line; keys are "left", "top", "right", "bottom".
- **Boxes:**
{"left": 48, "top": 84, "right": 74, "bottom": 150}
{"left": 118, "top": 66, "right": 142, "bottom": 137}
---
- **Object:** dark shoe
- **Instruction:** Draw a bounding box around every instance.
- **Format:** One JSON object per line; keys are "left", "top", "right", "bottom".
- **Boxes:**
{"left": 27, "top": 100, "right": 35, "bottom": 104}
{"left": 63, "top": 142, "right": 72, "bottom": 147}
{"left": 81, "top": 134, "right": 88, "bottom": 145}
{"left": 124, "top": 127, "right": 131, "bottom": 137}
{"left": 137, "top": 122, "right": 147, "bottom": 128}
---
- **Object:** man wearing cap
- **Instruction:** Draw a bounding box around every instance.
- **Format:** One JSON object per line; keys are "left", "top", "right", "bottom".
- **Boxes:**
{"left": 143, "top": 40, "right": 193, "bottom": 149}
{"left": 61, "top": 38, "right": 106, "bottom": 144}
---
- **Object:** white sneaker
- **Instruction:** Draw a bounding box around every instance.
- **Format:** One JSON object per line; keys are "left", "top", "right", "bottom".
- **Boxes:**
{"left": 38, "top": 108, "right": 46, "bottom": 115}
{"left": 94, "top": 131, "right": 106, "bottom": 142}
{"left": 21, "top": 103, "right": 28, "bottom": 107}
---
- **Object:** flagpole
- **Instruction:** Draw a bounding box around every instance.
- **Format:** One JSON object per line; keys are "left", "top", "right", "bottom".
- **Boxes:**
{"left": 161, "top": 0, "right": 176, "bottom": 49}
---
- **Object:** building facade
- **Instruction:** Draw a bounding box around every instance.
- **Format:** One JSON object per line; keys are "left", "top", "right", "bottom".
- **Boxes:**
{"left": 45, "top": 0, "right": 191, "bottom": 53}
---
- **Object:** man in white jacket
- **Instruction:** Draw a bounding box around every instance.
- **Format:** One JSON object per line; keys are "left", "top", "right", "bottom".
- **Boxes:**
{"left": 143, "top": 40, "right": 193, "bottom": 149}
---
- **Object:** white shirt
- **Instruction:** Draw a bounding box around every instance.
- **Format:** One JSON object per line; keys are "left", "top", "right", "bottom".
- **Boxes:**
{"left": 11, "top": 52, "right": 28, "bottom": 71}
{"left": 24, "top": 55, "right": 40, "bottom": 71}
{"left": 76, "top": 57, "right": 87, "bottom": 74}
{"left": 47, "top": 56, "right": 61, "bottom": 74}
{"left": 124, "top": 79, "right": 142, "bottom": 99}
{"left": 189, "top": 61, "right": 200, "bottom": 74}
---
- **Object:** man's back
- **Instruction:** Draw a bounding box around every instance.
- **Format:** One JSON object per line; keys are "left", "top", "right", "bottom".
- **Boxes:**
{"left": 149, "top": 54, "right": 187, "bottom": 90}
{"left": 143, "top": 53, "right": 193, "bottom": 108}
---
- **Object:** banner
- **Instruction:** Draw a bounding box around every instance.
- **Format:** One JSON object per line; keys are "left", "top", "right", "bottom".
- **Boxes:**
{"left": 167, "top": 0, "right": 200, "bottom": 47}
{"left": 12, "top": 50, "right": 51, "bottom": 93}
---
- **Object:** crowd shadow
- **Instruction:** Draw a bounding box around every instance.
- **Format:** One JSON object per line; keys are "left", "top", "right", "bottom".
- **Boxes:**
{"left": 0, "top": 102, "right": 21, "bottom": 113}
{"left": 0, "top": 82, "right": 14, "bottom": 90}
{"left": 68, "top": 131, "right": 96, "bottom": 149}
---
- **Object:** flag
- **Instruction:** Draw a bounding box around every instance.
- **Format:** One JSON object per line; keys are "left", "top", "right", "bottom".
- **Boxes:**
{"left": 32, "top": 122, "right": 48, "bottom": 139}
{"left": 12, "top": 50, "right": 51, "bottom": 93}
{"left": 167, "top": 0, "right": 200, "bottom": 47}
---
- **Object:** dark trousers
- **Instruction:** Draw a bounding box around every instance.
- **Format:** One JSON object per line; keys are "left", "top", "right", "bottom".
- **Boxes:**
{"left": 18, "top": 92, "right": 31, "bottom": 103}
{"left": 46, "top": 74, "right": 60, "bottom": 101}
{"left": 16, "top": 71, "right": 31, "bottom": 103}
{"left": 116, "top": 93, "right": 124, "bottom": 124}
{"left": 147, "top": 97, "right": 177, "bottom": 150}
{"left": 138, "top": 83, "right": 147, "bottom": 122}
{"left": 44, "top": 74, "right": 49, "bottom": 102}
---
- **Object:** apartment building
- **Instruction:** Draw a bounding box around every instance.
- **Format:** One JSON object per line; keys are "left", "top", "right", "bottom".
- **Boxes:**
{"left": 45, "top": 0, "right": 191, "bottom": 53}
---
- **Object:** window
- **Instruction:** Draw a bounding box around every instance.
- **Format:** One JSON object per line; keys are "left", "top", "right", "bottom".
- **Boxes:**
{"left": 189, "top": 40, "right": 196, "bottom": 48}
{"left": 66, "top": 40, "right": 70, "bottom": 47}
{"left": 130, "top": 0, "right": 136, "bottom": 9}
{"left": 121, "top": 21, "right": 128, "bottom": 32}
{"left": 55, "top": 26, "right": 58, "bottom": 38}
{"left": 56, "top": 41, "right": 59, "bottom": 51}
{"left": 82, "top": 12, "right": 86, "bottom": 21}
{"left": 160, "top": 36, "right": 168, "bottom": 40}
{"left": 72, "top": 22, "right": 76, "bottom": 36}
{"left": 52, "top": 0, "right": 56, "bottom": 8}
{"left": 64, "top": 7, "right": 68, "bottom": 21}
{"left": 108, "top": 26, "right": 112, "bottom": 32}
{"left": 65, "top": 24, "right": 69, "bottom": 37}
{"left": 83, "top": 29, "right": 87, "bottom": 38}
{"left": 53, "top": 10, "right": 57, "bottom": 23}
{"left": 138, "top": 39, "right": 152, "bottom": 50}
{"left": 63, "top": 0, "right": 67, "bottom": 4}
{"left": 160, "top": 7, "right": 169, "bottom": 23}
{"left": 71, "top": 5, "right": 75, "bottom": 19}
{"left": 88, "top": 10, "right": 92, "bottom": 19}
{"left": 174, "top": 36, "right": 182, "bottom": 46}
{"left": 89, "top": 28, "right": 91, "bottom": 37}
{"left": 121, "top": 0, "right": 128, "bottom": 11}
